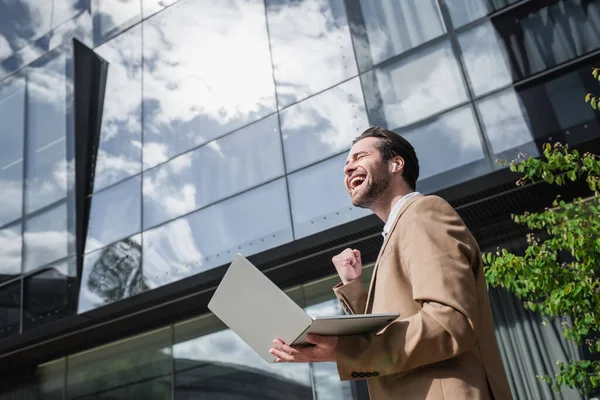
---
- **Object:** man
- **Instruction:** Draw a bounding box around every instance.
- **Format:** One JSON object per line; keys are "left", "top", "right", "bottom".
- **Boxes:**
{"left": 270, "top": 126, "right": 512, "bottom": 399}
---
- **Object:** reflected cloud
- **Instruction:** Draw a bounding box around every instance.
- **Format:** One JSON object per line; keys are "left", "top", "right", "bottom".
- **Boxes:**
{"left": 0, "top": 1, "right": 52, "bottom": 63}
{"left": 93, "top": 23, "right": 142, "bottom": 191}
{"left": 0, "top": 171, "right": 23, "bottom": 226}
{"left": 92, "top": 0, "right": 141, "bottom": 45}
{"left": 143, "top": 179, "right": 293, "bottom": 289}
{"left": 373, "top": 40, "right": 467, "bottom": 129}
{"left": 280, "top": 77, "right": 368, "bottom": 171}
{"left": 0, "top": 224, "right": 22, "bottom": 278}
{"left": 266, "top": 0, "right": 357, "bottom": 108}
{"left": 142, "top": 0, "right": 276, "bottom": 168}
{"left": 143, "top": 115, "right": 283, "bottom": 229}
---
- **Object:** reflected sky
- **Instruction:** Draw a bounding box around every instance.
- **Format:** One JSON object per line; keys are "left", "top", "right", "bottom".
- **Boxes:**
{"left": 0, "top": 222, "right": 22, "bottom": 281}
{"left": 280, "top": 77, "right": 367, "bottom": 172}
{"left": 0, "top": 75, "right": 25, "bottom": 226}
{"left": 0, "top": 1, "right": 52, "bottom": 62}
{"left": 93, "top": 24, "right": 142, "bottom": 191}
{"left": 399, "top": 106, "right": 485, "bottom": 181}
{"left": 25, "top": 47, "right": 73, "bottom": 214}
{"left": 458, "top": 21, "right": 514, "bottom": 96}
{"left": 367, "top": 40, "right": 467, "bottom": 129}
{"left": 23, "top": 201, "right": 75, "bottom": 273}
{"left": 142, "top": 0, "right": 178, "bottom": 18}
{"left": 142, "top": 0, "right": 276, "bottom": 169}
{"left": 266, "top": 0, "right": 358, "bottom": 108}
{"left": 288, "top": 153, "right": 371, "bottom": 239}
{"left": 477, "top": 89, "right": 537, "bottom": 156}
{"left": 143, "top": 115, "right": 284, "bottom": 229}
{"left": 358, "top": 0, "right": 445, "bottom": 66}
{"left": 143, "top": 179, "right": 293, "bottom": 289}
{"left": 86, "top": 176, "right": 141, "bottom": 253}
{"left": 92, "top": 0, "right": 141, "bottom": 45}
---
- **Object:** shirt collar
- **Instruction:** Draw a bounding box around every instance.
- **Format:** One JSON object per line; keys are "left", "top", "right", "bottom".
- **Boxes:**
{"left": 382, "top": 192, "right": 420, "bottom": 237}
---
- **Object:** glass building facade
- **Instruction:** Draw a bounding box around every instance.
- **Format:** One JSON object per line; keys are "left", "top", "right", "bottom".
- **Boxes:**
{"left": 1, "top": 0, "right": 600, "bottom": 398}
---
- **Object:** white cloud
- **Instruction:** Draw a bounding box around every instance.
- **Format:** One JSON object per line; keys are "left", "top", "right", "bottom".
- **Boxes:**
{"left": 0, "top": 226, "right": 22, "bottom": 275}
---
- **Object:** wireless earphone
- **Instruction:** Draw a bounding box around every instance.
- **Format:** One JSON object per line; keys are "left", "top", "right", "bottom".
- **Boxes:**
{"left": 392, "top": 162, "right": 398, "bottom": 172}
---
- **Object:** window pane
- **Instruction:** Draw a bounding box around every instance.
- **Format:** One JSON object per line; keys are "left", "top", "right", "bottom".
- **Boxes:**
{"left": 288, "top": 154, "right": 371, "bottom": 239}
{"left": 78, "top": 235, "right": 143, "bottom": 313}
{"left": 93, "top": 24, "right": 142, "bottom": 191}
{"left": 173, "top": 316, "right": 312, "bottom": 399}
{"left": 0, "top": 75, "right": 25, "bottom": 226}
{"left": 363, "top": 40, "right": 467, "bottom": 129}
{"left": 477, "top": 89, "right": 539, "bottom": 160}
{"left": 281, "top": 77, "right": 368, "bottom": 172}
{"left": 67, "top": 327, "right": 171, "bottom": 400}
{"left": 143, "top": 179, "right": 293, "bottom": 289}
{"left": 395, "top": 106, "right": 490, "bottom": 193}
{"left": 143, "top": 115, "right": 284, "bottom": 229}
{"left": 86, "top": 176, "right": 141, "bottom": 253}
{"left": 357, "top": 0, "right": 445, "bottom": 66}
{"left": 24, "top": 201, "right": 75, "bottom": 272}
{"left": 0, "top": 280, "right": 20, "bottom": 339}
{"left": 142, "top": 0, "right": 178, "bottom": 17}
{"left": 266, "top": 0, "right": 358, "bottom": 108}
{"left": 0, "top": 222, "right": 22, "bottom": 283}
{"left": 92, "top": 0, "right": 141, "bottom": 45}
{"left": 142, "top": 0, "right": 276, "bottom": 169}
{"left": 26, "top": 48, "right": 73, "bottom": 213}
{"left": 0, "top": 1, "right": 53, "bottom": 62}
{"left": 52, "top": 0, "right": 91, "bottom": 29}
{"left": 446, "top": 0, "right": 522, "bottom": 27}
{"left": 458, "top": 21, "right": 514, "bottom": 96}
{"left": 23, "top": 257, "right": 77, "bottom": 331}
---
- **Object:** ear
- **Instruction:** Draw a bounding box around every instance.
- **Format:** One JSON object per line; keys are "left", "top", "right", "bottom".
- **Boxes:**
{"left": 391, "top": 157, "right": 404, "bottom": 173}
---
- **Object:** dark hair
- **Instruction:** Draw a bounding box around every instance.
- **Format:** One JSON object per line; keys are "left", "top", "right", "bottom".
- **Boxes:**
{"left": 353, "top": 126, "right": 419, "bottom": 190}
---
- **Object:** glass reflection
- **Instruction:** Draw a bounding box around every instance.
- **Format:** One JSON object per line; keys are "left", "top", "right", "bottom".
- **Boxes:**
{"left": 401, "top": 106, "right": 486, "bottom": 181}
{"left": 92, "top": 22, "right": 142, "bottom": 191}
{"left": 0, "top": 280, "right": 20, "bottom": 339}
{"left": 24, "top": 201, "right": 76, "bottom": 273}
{"left": 92, "top": 0, "right": 142, "bottom": 45}
{"left": 357, "top": 0, "right": 445, "bottom": 66}
{"left": 142, "top": 0, "right": 276, "bottom": 169}
{"left": 143, "top": 115, "right": 284, "bottom": 229}
{"left": 142, "top": 0, "right": 178, "bottom": 18}
{"left": 458, "top": 21, "right": 514, "bottom": 96}
{"left": 0, "top": 0, "right": 52, "bottom": 62}
{"left": 143, "top": 179, "right": 293, "bottom": 289}
{"left": 25, "top": 359, "right": 66, "bottom": 400}
{"left": 446, "top": 0, "right": 522, "bottom": 27}
{"left": 23, "top": 258, "right": 77, "bottom": 331}
{"left": 79, "top": 235, "right": 144, "bottom": 313}
{"left": 174, "top": 316, "right": 312, "bottom": 400}
{"left": 477, "top": 88, "right": 539, "bottom": 160}
{"left": 52, "top": 0, "right": 91, "bottom": 30}
{"left": 362, "top": 40, "right": 467, "bottom": 129}
{"left": 86, "top": 176, "right": 141, "bottom": 253}
{"left": 288, "top": 153, "right": 371, "bottom": 239}
{"left": 281, "top": 77, "right": 368, "bottom": 172}
{"left": 66, "top": 327, "right": 171, "bottom": 399}
{"left": 265, "top": 0, "right": 358, "bottom": 108}
{"left": 26, "top": 47, "right": 73, "bottom": 213}
{"left": 0, "top": 222, "right": 22, "bottom": 283}
{"left": 0, "top": 75, "right": 25, "bottom": 226}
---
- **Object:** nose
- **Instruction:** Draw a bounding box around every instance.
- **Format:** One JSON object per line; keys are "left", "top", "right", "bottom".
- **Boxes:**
{"left": 344, "top": 161, "right": 356, "bottom": 177}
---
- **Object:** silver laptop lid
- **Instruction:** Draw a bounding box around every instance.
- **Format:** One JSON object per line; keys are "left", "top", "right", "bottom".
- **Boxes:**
{"left": 208, "top": 254, "right": 313, "bottom": 363}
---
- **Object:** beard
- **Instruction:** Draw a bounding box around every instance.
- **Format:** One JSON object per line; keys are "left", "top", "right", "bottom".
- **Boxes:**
{"left": 351, "top": 168, "right": 391, "bottom": 209}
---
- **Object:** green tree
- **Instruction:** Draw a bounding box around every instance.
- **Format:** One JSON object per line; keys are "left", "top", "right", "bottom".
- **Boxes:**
{"left": 484, "top": 142, "right": 600, "bottom": 396}
{"left": 585, "top": 67, "right": 600, "bottom": 111}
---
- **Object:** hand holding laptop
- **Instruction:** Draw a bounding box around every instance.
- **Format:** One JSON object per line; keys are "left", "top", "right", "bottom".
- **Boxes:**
{"left": 270, "top": 333, "right": 338, "bottom": 363}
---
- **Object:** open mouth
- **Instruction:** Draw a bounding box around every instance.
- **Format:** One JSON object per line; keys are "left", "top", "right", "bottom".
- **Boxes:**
{"left": 350, "top": 174, "right": 366, "bottom": 192}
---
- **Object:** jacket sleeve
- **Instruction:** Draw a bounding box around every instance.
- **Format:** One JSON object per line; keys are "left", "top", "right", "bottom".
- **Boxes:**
{"left": 333, "top": 278, "right": 368, "bottom": 315}
{"left": 335, "top": 197, "right": 479, "bottom": 380}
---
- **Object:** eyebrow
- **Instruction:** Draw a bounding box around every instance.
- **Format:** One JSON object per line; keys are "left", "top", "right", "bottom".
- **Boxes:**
{"left": 345, "top": 151, "right": 368, "bottom": 165}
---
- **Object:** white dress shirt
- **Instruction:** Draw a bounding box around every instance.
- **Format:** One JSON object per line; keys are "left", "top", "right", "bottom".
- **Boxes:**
{"left": 382, "top": 192, "right": 421, "bottom": 238}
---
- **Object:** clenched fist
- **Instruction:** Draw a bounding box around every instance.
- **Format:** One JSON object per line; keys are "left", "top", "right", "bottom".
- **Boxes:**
{"left": 332, "top": 248, "right": 362, "bottom": 285}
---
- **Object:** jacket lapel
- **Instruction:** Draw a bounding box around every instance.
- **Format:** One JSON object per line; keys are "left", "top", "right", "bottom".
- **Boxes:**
{"left": 364, "top": 194, "right": 423, "bottom": 313}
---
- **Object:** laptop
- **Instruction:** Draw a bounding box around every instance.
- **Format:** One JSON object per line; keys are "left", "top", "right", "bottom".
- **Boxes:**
{"left": 208, "top": 254, "right": 399, "bottom": 363}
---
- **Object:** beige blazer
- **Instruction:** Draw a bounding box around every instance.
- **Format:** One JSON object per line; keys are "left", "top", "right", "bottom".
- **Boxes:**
{"left": 333, "top": 194, "right": 512, "bottom": 400}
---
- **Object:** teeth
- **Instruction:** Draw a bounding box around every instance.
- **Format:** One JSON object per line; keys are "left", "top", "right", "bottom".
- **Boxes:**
{"left": 351, "top": 176, "right": 365, "bottom": 189}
